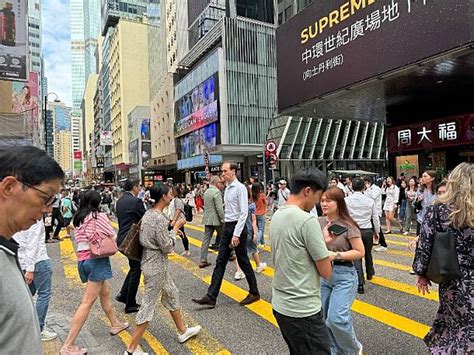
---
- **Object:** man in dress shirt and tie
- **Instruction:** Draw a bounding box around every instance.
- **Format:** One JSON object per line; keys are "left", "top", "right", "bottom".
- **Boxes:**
{"left": 345, "top": 178, "right": 380, "bottom": 294}
{"left": 192, "top": 162, "right": 260, "bottom": 308}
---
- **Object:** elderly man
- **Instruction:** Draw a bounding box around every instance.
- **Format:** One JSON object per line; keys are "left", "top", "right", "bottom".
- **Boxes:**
{"left": 199, "top": 175, "right": 225, "bottom": 267}
{"left": 0, "top": 146, "right": 64, "bottom": 354}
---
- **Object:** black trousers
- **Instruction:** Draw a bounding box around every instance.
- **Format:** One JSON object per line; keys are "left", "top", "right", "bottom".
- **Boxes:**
{"left": 273, "top": 310, "right": 331, "bottom": 355}
{"left": 354, "top": 228, "right": 375, "bottom": 285}
{"left": 179, "top": 225, "right": 189, "bottom": 251}
{"left": 52, "top": 207, "right": 63, "bottom": 237}
{"left": 207, "top": 222, "right": 259, "bottom": 300}
{"left": 119, "top": 257, "right": 141, "bottom": 307}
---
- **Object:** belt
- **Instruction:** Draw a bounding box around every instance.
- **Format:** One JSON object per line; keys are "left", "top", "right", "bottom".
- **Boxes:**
{"left": 224, "top": 221, "right": 238, "bottom": 224}
{"left": 333, "top": 261, "right": 354, "bottom": 267}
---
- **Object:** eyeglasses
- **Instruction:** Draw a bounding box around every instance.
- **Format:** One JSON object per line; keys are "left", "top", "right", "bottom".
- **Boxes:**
{"left": 20, "top": 181, "right": 56, "bottom": 207}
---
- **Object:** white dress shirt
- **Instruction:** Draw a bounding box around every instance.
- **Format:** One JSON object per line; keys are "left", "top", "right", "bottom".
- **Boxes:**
{"left": 224, "top": 179, "right": 248, "bottom": 237}
{"left": 365, "top": 184, "right": 382, "bottom": 217}
{"left": 12, "top": 220, "right": 49, "bottom": 272}
{"left": 345, "top": 192, "right": 381, "bottom": 234}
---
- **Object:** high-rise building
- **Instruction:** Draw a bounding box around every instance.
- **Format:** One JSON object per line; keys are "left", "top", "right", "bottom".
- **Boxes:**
{"left": 71, "top": 0, "right": 101, "bottom": 112}
{"left": 28, "top": 0, "right": 42, "bottom": 73}
{"left": 48, "top": 101, "right": 73, "bottom": 175}
{"left": 71, "top": 114, "right": 82, "bottom": 154}
{"left": 54, "top": 131, "right": 73, "bottom": 175}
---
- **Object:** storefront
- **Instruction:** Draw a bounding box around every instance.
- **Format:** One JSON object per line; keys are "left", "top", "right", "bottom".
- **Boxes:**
{"left": 387, "top": 114, "right": 474, "bottom": 177}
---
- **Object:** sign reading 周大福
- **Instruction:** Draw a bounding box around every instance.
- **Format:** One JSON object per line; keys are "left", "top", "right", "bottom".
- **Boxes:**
{"left": 276, "top": 0, "right": 474, "bottom": 112}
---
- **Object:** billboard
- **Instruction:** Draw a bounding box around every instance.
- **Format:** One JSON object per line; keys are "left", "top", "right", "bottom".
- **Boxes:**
{"left": 142, "top": 141, "right": 151, "bottom": 163}
{"left": 175, "top": 73, "right": 219, "bottom": 137}
{"left": 177, "top": 122, "right": 218, "bottom": 160}
{"left": 140, "top": 118, "right": 151, "bottom": 140}
{"left": 276, "top": 0, "right": 474, "bottom": 112}
{"left": 10, "top": 71, "right": 39, "bottom": 129}
{"left": 0, "top": 0, "right": 28, "bottom": 81}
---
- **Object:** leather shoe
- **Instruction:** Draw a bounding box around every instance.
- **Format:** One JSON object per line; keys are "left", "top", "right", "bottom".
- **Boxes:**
{"left": 239, "top": 293, "right": 260, "bottom": 306}
{"left": 124, "top": 304, "right": 140, "bottom": 314}
{"left": 192, "top": 295, "right": 216, "bottom": 308}
{"left": 115, "top": 294, "right": 127, "bottom": 304}
{"left": 209, "top": 244, "right": 219, "bottom": 251}
{"left": 366, "top": 274, "right": 374, "bottom": 281}
{"left": 357, "top": 285, "right": 365, "bottom": 294}
{"left": 198, "top": 261, "right": 211, "bottom": 268}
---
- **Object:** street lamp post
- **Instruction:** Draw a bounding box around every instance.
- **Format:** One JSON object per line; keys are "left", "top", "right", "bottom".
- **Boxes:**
{"left": 44, "top": 92, "right": 60, "bottom": 155}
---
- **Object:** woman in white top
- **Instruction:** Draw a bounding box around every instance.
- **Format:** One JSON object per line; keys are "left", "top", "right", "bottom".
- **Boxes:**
{"left": 383, "top": 176, "right": 401, "bottom": 234}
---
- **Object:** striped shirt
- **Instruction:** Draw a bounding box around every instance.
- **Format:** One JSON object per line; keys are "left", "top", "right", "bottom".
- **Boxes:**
{"left": 74, "top": 212, "right": 114, "bottom": 261}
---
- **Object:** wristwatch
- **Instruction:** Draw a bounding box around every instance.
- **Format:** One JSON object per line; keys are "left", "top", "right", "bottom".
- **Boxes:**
{"left": 335, "top": 252, "right": 342, "bottom": 261}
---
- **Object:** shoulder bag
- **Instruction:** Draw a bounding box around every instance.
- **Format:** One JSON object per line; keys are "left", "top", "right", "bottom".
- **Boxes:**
{"left": 425, "top": 204, "right": 461, "bottom": 284}
{"left": 89, "top": 217, "right": 118, "bottom": 258}
{"left": 118, "top": 219, "right": 143, "bottom": 261}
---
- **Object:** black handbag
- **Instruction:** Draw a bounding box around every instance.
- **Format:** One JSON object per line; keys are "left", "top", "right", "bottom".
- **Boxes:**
{"left": 425, "top": 204, "right": 461, "bottom": 284}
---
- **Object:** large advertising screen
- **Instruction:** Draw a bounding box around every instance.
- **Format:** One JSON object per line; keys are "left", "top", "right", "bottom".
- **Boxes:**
{"left": 11, "top": 71, "right": 39, "bottom": 127}
{"left": 178, "top": 122, "right": 218, "bottom": 160}
{"left": 140, "top": 118, "right": 151, "bottom": 140}
{"left": 175, "top": 73, "right": 219, "bottom": 138}
{"left": 0, "top": 0, "right": 28, "bottom": 81}
{"left": 276, "top": 0, "right": 474, "bottom": 112}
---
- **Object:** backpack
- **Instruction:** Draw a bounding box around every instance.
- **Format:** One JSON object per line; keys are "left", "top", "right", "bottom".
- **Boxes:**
{"left": 183, "top": 203, "right": 193, "bottom": 222}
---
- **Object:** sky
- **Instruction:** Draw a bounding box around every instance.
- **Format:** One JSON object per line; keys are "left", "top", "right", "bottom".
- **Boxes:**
{"left": 42, "top": 0, "right": 72, "bottom": 106}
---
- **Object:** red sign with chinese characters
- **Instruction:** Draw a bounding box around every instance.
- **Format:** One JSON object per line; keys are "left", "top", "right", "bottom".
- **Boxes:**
{"left": 387, "top": 114, "right": 474, "bottom": 154}
{"left": 74, "top": 151, "right": 82, "bottom": 160}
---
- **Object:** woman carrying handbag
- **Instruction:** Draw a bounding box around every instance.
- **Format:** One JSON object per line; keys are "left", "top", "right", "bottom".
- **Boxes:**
{"left": 61, "top": 190, "right": 128, "bottom": 355}
{"left": 413, "top": 162, "right": 473, "bottom": 354}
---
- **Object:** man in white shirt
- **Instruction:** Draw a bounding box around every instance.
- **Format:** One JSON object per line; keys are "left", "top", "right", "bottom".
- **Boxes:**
{"left": 193, "top": 162, "right": 260, "bottom": 308}
{"left": 363, "top": 176, "right": 388, "bottom": 252}
{"left": 345, "top": 178, "right": 380, "bottom": 294}
{"left": 343, "top": 176, "right": 354, "bottom": 197}
{"left": 13, "top": 219, "right": 57, "bottom": 341}
{"left": 277, "top": 180, "right": 290, "bottom": 209}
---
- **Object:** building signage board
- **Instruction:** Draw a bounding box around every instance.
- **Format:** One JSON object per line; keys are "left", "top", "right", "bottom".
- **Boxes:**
{"left": 100, "top": 131, "right": 112, "bottom": 146}
{"left": 175, "top": 73, "right": 219, "bottom": 138}
{"left": 276, "top": 0, "right": 473, "bottom": 112}
{"left": 96, "top": 156, "right": 104, "bottom": 168}
{"left": 0, "top": 0, "right": 28, "bottom": 81}
{"left": 177, "top": 154, "right": 223, "bottom": 170}
{"left": 387, "top": 114, "right": 474, "bottom": 154}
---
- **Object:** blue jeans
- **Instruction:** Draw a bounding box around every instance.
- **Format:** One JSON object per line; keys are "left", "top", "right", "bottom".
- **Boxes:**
{"left": 28, "top": 259, "right": 53, "bottom": 331}
{"left": 399, "top": 200, "right": 407, "bottom": 221}
{"left": 321, "top": 265, "right": 362, "bottom": 354}
{"left": 256, "top": 215, "right": 266, "bottom": 245}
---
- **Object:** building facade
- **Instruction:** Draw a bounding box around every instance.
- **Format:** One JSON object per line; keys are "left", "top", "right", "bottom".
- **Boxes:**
{"left": 48, "top": 101, "right": 73, "bottom": 176}
{"left": 176, "top": 1, "right": 277, "bottom": 181}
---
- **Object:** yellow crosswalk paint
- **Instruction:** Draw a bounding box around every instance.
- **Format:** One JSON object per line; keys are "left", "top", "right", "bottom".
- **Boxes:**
{"left": 370, "top": 276, "right": 439, "bottom": 302}
{"left": 373, "top": 259, "right": 412, "bottom": 271}
{"left": 386, "top": 239, "right": 410, "bottom": 247}
{"left": 168, "top": 253, "right": 278, "bottom": 327}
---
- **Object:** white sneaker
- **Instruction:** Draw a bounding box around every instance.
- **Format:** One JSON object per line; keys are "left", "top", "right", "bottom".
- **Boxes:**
{"left": 234, "top": 271, "right": 245, "bottom": 280}
{"left": 403, "top": 231, "right": 409, "bottom": 236}
{"left": 374, "top": 246, "right": 387, "bottom": 252}
{"left": 178, "top": 325, "right": 201, "bottom": 343}
{"left": 41, "top": 329, "right": 57, "bottom": 342}
{"left": 256, "top": 262, "right": 267, "bottom": 273}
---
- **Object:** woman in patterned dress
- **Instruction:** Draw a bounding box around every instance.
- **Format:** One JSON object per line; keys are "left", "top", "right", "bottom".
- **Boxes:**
{"left": 125, "top": 185, "right": 201, "bottom": 355}
{"left": 413, "top": 162, "right": 473, "bottom": 354}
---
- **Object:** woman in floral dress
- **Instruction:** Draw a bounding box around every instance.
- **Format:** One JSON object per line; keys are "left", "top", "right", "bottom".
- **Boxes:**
{"left": 413, "top": 162, "right": 473, "bottom": 354}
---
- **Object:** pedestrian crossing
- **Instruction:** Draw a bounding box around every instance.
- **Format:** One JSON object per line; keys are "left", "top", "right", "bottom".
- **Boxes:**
{"left": 52, "top": 219, "right": 437, "bottom": 354}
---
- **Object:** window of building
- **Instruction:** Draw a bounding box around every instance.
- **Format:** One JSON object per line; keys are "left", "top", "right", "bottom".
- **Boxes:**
{"left": 284, "top": 5, "right": 293, "bottom": 22}
{"left": 278, "top": 12, "right": 283, "bottom": 25}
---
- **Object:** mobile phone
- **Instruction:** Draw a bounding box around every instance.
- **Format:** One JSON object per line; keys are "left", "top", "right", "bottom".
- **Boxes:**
{"left": 328, "top": 224, "right": 348, "bottom": 236}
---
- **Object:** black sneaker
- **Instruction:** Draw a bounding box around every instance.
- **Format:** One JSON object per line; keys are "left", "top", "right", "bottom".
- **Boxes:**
{"left": 192, "top": 295, "right": 216, "bottom": 308}
{"left": 115, "top": 294, "right": 127, "bottom": 304}
{"left": 124, "top": 304, "right": 140, "bottom": 314}
{"left": 357, "top": 285, "right": 365, "bottom": 294}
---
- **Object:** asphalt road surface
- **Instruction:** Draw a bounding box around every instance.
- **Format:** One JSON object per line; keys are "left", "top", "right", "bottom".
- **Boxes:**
{"left": 43, "top": 216, "right": 437, "bottom": 354}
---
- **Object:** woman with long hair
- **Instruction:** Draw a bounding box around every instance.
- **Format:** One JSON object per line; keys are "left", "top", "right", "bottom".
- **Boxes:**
{"left": 398, "top": 180, "right": 408, "bottom": 230}
{"left": 383, "top": 177, "right": 401, "bottom": 234}
{"left": 125, "top": 186, "right": 201, "bottom": 354}
{"left": 414, "top": 170, "right": 437, "bottom": 236}
{"left": 61, "top": 190, "right": 128, "bottom": 355}
{"left": 413, "top": 162, "right": 473, "bottom": 354}
{"left": 318, "top": 187, "right": 365, "bottom": 354}
{"left": 403, "top": 177, "right": 418, "bottom": 235}
{"left": 170, "top": 185, "right": 190, "bottom": 256}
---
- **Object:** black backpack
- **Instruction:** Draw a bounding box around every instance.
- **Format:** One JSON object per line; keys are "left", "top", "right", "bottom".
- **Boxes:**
{"left": 183, "top": 203, "right": 193, "bottom": 222}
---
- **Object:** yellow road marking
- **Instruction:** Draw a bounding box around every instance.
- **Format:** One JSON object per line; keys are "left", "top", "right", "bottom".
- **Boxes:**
{"left": 59, "top": 234, "right": 168, "bottom": 354}
{"left": 113, "top": 252, "right": 230, "bottom": 354}
{"left": 386, "top": 239, "right": 409, "bottom": 247}
{"left": 168, "top": 253, "right": 278, "bottom": 327}
{"left": 351, "top": 301, "right": 430, "bottom": 339}
{"left": 387, "top": 233, "right": 414, "bottom": 240}
{"left": 386, "top": 249, "right": 414, "bottom": 258}
{"left": 370, "top": 276, "right": 438, "bottom": 302}
{"left": 374, "top": 259, "right": 413, "bottom": 271}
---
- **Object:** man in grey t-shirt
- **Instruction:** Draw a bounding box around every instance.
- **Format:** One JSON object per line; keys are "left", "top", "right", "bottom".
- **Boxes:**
{"left": 0, "top": 146, "right": 64, "bottom": 354}
{"left": 270, "top": 167, "right": 334, "bottom": 354}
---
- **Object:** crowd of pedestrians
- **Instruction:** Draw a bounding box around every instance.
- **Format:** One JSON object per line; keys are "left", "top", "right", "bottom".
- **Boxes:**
{"left": 0, "top": 145, "right": 472, "bottom": 355}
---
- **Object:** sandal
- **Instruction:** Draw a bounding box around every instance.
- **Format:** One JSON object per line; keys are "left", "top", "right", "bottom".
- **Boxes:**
{"left": 60, "top": 345, "right": 88, "bottom": 355}
{"left": 110, "top": 322, "right": 130, "bottom": 336}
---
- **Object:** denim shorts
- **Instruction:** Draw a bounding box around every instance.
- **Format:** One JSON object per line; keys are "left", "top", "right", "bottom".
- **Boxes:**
{"left": 246, "top": 233, "right": 258, "bottom": 254}
{"left": 78, "top": 257, "right": 113, "bottom": 283}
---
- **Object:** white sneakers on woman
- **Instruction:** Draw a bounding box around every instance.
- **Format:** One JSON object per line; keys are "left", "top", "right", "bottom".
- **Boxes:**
{"left": 178, "top": 325, "right": 202, "bottom": 343}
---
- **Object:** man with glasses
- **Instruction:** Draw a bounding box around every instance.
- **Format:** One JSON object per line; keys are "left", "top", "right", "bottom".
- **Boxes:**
{"left": 0, "top": 146, "right": 64, "bottom": 354}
